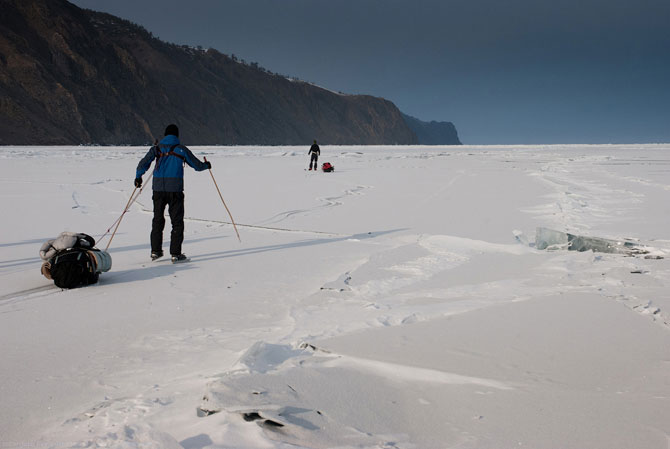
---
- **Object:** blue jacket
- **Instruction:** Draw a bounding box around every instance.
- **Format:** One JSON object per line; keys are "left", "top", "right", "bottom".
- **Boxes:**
{"left": 136, "top": 135, "right": 209, "bottom": 192}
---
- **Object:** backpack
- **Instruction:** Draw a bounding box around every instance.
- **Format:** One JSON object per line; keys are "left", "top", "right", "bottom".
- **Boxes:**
{"left": 322, "top": 162, "right": 334, "bottom": 172}
{"left": 49, "top": 248, "right": 99, "bottom": 289}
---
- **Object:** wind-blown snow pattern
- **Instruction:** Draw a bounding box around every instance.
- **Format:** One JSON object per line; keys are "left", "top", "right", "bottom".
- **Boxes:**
{"left": 1, "top": 144, "right": 669, "bottom": 449}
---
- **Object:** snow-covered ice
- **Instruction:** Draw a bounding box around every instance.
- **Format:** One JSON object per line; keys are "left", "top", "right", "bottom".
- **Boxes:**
{"left": 1, "top": 144, "right": 669, "bottom": 448}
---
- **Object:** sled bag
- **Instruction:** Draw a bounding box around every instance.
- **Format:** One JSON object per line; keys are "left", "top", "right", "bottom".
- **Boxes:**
{"left": 322, "top": 162, "right": 334, "bottom": 172}
{"left": 39, "top": 232, "right": 96, "bottom": 261}
{"left": 90, "top": 250, "right": 112, "bottom": 273}
{"left": 49, "top": 248, "right": 100, "bottom": 289}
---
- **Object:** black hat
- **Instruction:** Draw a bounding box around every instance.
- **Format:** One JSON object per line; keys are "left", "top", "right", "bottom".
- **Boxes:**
{"left": 165, "top": 124, "right": 179, "bottom": 137}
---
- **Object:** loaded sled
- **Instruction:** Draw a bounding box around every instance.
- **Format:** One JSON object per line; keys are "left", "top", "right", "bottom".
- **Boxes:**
{"left": 40, "top": 232, "right": 112, "bottom": 289}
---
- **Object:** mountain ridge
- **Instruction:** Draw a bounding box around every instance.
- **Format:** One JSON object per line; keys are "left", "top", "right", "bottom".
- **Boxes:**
{"left": 402, "top": 113, "right": 461, "bottom": 145}
{"left": 0, "top": 0, "right": 460, "bottom": 145}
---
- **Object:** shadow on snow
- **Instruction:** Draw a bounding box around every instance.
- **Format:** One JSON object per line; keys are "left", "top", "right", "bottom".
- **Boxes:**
{"left": 101, "top": 229, "right": 405, "bottom": 285}
{"left": 190, "top": 229, "right": 404, "bottom": 263}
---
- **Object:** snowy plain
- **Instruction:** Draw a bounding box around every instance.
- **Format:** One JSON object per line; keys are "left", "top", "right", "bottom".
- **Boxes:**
{"left": 1, "top": 144, "right": 669, "bottom": 449}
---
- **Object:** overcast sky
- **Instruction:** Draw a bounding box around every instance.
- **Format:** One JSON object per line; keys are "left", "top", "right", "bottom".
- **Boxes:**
{"left": 70, "top": 0, "right": 670, "bottom": 144}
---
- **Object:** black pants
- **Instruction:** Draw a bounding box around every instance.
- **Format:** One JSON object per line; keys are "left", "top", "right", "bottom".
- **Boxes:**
{"left": 151, "top": 191, "right": 185, "bottom": 256}
{"left": 309, "top": 153, "right": 319, "bottom": 170}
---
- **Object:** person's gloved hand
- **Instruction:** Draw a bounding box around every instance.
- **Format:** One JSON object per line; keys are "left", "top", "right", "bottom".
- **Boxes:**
{"left": 205, "top": 161, "right": 212, "bottom": 170}
{"left": 134, "top": 177, "right": 142, "bottom": 188}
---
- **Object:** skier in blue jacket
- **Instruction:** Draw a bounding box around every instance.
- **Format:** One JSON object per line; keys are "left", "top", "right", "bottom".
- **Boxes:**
{"left": 134, "top": 124, "right": 210, "bottom": 263}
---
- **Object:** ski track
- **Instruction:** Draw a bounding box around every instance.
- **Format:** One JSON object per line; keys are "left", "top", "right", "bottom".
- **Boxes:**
{"left": 71, "top": 191, "right": 87, "bottom": 213}
{"left": 130, "top": 197, "right": 346, "bottom": 237}
{"left": 0, "top": 284, "right": 61, "bottom": 307}
{"left": 522, "top": 156, "right": 643, "bottom": 232}
{"left": 258, "top": 185, "right": 372, "bottom": 225}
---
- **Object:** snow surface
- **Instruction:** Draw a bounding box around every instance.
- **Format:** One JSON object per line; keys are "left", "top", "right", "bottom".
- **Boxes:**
{"left": 1, "top": 144, "right": 669, "bottom": 449}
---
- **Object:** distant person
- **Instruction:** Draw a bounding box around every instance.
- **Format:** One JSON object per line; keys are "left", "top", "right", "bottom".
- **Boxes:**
{"left": 308, "top": 139, "right": 320, "bottom": 171}
{"left": 134, "top": 124, "right": 211, "bottom": 263}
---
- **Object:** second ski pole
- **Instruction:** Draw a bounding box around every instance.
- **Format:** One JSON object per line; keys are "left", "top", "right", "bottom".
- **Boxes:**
{"left": 204, "top": 157, "right": 241, "bottom": 243}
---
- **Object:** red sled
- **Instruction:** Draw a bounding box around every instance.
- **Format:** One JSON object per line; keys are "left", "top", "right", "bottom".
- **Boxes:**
{"left": 322, "top": 162, "right": 334, "bottom": 172}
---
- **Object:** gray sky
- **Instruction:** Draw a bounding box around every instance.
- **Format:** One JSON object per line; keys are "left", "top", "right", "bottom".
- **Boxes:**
{"left": 71, "top": 0, "right": 670, "bottom": 144}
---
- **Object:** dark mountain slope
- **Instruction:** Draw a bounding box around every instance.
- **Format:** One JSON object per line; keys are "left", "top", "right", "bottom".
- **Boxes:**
{"left": 0, "top": 0, "right": 425, "bottom": 145}
{"left": 402, "top": 113, "right": 461, "bottom": 145}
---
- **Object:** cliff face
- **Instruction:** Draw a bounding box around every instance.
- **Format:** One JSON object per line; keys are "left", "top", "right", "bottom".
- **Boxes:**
{"left": 402, "top": 113, "right": 462, "bottom": 145}
{"left": 0, "top": 0, "right": 420, "bottom": 145}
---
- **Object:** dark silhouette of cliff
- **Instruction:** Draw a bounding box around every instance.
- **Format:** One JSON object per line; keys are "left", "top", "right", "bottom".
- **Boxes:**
{"left": 0, "top": 0, "right": 438, "bottom": 145}
{"left": 402, "top": 113, "right": 461, "bottom": 145}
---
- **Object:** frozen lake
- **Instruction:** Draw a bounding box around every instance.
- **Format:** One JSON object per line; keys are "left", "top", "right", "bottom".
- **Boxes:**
{"left": 1, "top": 144, "right": 669, "bottom": 448}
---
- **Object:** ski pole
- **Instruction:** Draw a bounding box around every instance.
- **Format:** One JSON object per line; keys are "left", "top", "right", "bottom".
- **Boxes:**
{"left": 104, "top": 188, "right": 136, "bottom": 251}
{"left": 100, "top": 189, "right": 137, "bottom": 241}
{"left": 204, "top": 157, "right": 241, "bottom": 243}
{"left": 99, "top": 172, "right": 153, "bottom": 243}
{"left": 102, "top": 172, "right": 154, "bottom": 251}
